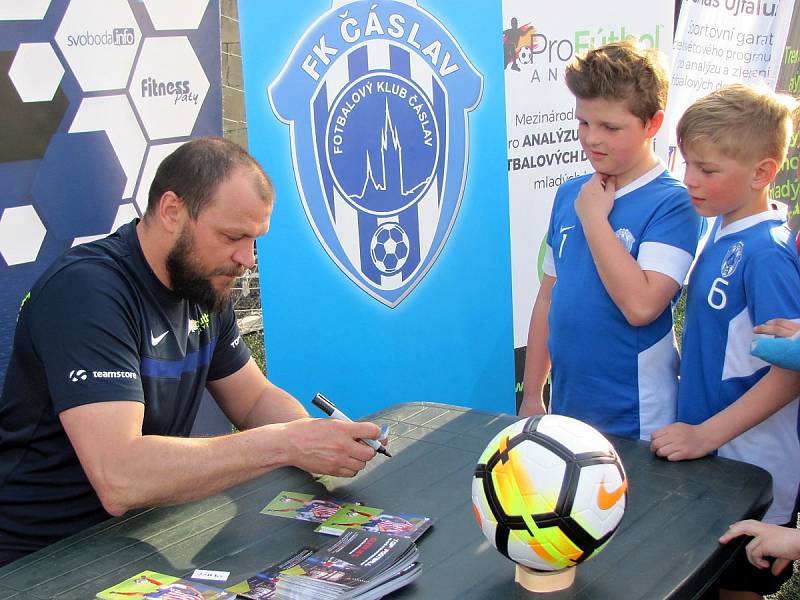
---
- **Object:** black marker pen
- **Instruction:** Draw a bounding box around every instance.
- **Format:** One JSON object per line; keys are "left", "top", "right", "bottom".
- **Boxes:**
{"left": 312, "top": 393, "right": 392, "bottom": 457}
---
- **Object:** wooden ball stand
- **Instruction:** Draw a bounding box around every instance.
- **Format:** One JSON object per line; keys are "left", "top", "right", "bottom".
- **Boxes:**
{"left": 515, "top": 564, "right": 576, "bottom": 592}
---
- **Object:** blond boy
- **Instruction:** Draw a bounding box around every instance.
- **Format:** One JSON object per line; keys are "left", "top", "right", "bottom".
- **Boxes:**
{"left": 520, "top": 42, "right": 700, "bottom": 441}
{"left": 651, "top": 84, "right": 800, "bottom": 599}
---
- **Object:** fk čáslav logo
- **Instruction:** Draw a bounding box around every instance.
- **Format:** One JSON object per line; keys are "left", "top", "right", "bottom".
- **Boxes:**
{"left": 269, "top": 0, "right": 483, "bottom": 306}
{"left": 721, "top": 241, "right": 744, "bottom": 278}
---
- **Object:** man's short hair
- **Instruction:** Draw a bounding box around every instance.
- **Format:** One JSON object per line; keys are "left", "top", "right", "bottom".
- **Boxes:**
{"left": 146, "top": 136, "right": 273, "bottom": 220}
{"left": 677, "top": 83, "right": 798, "bottom": 165}
{"left": 565, "top": 41, "right": 668, "bottom": 124}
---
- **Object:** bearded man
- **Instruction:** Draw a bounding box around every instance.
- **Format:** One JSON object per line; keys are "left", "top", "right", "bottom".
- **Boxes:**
{"left": 0, "top": 137, "right": 381, "bottom": 566}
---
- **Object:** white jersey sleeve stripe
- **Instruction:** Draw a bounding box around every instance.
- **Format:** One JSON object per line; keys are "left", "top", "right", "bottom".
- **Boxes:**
{"left": 718, "top": 401, "right": 800, "bottom": 524}
{"left": 637, "top": 241, "right": 694, "bottom": 284}
{"left": 542, "top": 244, "right": 556, "bottom": 277}
{"left": 637, "top": 330, "right": 678, "bottom": 441}
{"left": 721, "top": 307, "right": 769, "bottom": 380}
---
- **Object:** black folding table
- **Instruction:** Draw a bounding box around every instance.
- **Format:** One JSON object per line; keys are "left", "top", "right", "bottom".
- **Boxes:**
{"left": 0, "top": 402, "right": 772, "bottom": 599}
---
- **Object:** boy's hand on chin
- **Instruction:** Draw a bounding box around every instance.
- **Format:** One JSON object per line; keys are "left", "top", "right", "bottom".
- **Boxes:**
{"left": 576, "top": 173, "right": 617, "bottom": 224}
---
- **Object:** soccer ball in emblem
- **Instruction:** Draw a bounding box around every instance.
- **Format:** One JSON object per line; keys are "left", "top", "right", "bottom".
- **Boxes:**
{"left": 472, "top": 415, "right": 627, "bottom": 572}
{"left": 370, "top": 223, "right": 410, "bottom": 275}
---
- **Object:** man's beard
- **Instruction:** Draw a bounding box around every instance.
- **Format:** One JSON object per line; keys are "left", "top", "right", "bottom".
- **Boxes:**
{"left": 165, "top": 227, "right": 243, "bottom": 314}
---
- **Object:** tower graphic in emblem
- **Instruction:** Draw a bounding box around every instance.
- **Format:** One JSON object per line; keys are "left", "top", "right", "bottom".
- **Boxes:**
{"left": 269, "top": 0, "right": 483, "bottom": 306}
{"left": 327, "top": 74, "right": 439, "bottom": 216}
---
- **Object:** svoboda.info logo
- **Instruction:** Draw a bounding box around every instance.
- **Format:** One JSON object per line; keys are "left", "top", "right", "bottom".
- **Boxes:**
{"left": 66, "top": 27, "right": 136, "bottom": 47}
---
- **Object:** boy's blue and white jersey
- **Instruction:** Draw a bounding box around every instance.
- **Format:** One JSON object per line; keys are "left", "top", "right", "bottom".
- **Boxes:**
{"left": 678, "top": 211, "right": 800, "bottom": 524}
{"left": 543, "top": 163, "right": 699, "bottom": 440}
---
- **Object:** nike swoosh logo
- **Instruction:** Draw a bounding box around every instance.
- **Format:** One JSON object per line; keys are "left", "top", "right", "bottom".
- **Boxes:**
{"left": 560, "top": 225, "right": 575, "bottom": 233}
{"left": 150, "top": 331, "right": 169, "bottom": 346}
{"left": 596, "top": 476, "right": 628, "bottom": 510}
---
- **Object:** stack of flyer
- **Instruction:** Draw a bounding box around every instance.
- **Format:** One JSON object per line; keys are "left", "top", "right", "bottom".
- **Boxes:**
{"left": 96, "top": 570, "right": 235, "bottom": 599}
{"left": 274, "top": 529, "right": 421, "bottom": 599}
{"left": 260, "top": 491, "right": 432, "bottom": 541}
{"left": 229, "top": 547, "right": 315, "bottom": 599}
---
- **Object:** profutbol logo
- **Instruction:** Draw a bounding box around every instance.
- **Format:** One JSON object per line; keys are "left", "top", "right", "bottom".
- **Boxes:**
{"left": 503, "top": 17, "right": 537, "bottom": 72}
{"left": 269, "top": 0, "right": 483, "bottom": 307}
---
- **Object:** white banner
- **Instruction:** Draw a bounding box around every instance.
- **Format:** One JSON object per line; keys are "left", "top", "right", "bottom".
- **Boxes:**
{"left": 666, "top": 0, "right": 794, "bottom": 177}
{"left": 502, "top": 1, "right": 675, "bottom": 354}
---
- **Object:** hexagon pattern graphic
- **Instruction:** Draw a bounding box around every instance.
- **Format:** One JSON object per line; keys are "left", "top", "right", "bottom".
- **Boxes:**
{"left": 1, "top": 0, "right": 221, "bottom": 389}
{"left": 134, "top": 142, "right": 183, "bottom": 214}
{"left": 142, "top": 0, "right": 210, "bottom": 30}
{"left": 0, "top": 50, "right": 68, "bottom": 162}
{"left": 55, "top": 0, "right": 141, "bottom": 92}
{"left": 69, "top": 95, "right": 147, "bottom": 198}
{"left": 8, "top": 43, "right": 64, "bottom": 102}
{"left": 31, "top": 131, "right": 126, "bottom": 240}
{"left": 72, "top": 201, "right": 139, "bottom": 246}
{"left": 3, "top": 1, "right": 219, "bottom": 243}
{"left": 129, "top": 36, "right": 210, "bottom": 140}
{"left": 0, "top": 1, "right": 52, "bottom": 21}
{"left": 0, "top": 205, "right": 46, "bottom": 265}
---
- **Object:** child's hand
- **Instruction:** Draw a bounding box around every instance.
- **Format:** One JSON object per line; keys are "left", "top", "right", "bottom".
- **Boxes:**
{"left": 751, "top": 318, "right": 800, "bottom": 370}
{"left": 575, "top": 173, "right": 616, "bottom": 224}
{"left": 719, "top": 520, "right": 800, "bottom": 575}
{"left": 649, "top": 422, "right": 714, "bottom": 460}
{"left": 754, "top": 318, "right": 800, "bottom": 338}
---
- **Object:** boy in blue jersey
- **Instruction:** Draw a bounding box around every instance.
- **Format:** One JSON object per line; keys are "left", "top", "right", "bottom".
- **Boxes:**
{"left": 651, "top": 84, "right": 800, "bottom": 600}
{"left": 520, "top": 41, "right": 700, "bottom": 441}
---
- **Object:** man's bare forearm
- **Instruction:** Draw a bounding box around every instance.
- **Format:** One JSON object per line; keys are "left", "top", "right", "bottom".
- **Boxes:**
{"left": 115, "top": 426, "right": 292, "bottom": 511}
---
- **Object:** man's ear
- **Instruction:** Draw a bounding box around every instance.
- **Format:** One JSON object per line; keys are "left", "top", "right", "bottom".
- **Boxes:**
{"left": 156, "top": 191, "right": 186, "bottom": 234}
{"left": 752, "top": 157, "right": 779, "bottom": 191}
{"left": 645, "top": 110, "right": 665, "bottom": 138}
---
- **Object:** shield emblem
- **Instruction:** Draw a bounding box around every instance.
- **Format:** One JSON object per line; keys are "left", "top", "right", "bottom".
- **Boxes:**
{"left": 269, "top": 0, "right": 483, "bottom": 306}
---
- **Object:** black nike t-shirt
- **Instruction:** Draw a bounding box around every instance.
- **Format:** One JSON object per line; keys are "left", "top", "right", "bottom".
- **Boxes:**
{"left": 0, "top": 219, "right": 251, "bottom": 565}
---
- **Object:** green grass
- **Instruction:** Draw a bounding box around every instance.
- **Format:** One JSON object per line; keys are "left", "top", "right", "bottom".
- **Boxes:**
{"left": 243, "top": 330, "right": 266, "bottom": 375}
{"left": 673, "top": 286, "right": 687, "bottom": 346}
{"left": 772, "top": 562, "right": 800, "bottom": 600}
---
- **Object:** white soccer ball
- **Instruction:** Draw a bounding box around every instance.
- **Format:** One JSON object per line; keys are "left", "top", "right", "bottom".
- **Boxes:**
{"left": 472, "top": 414, "right": 627, "bottom": 571}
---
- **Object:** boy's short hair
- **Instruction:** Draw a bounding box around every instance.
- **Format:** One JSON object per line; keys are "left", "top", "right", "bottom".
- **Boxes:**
{"left": 565, "top": 40, "right": 668, "bottom": 124}
{"left": 677, "top": 83, "right": 798, "bottom": 164}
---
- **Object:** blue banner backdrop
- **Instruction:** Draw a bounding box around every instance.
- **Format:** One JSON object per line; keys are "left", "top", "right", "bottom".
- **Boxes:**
{"left": 0, "top": 0, "right": 222, "bottom": 390}
{"left": 239, "top": 0, "right": 514, "bottom": 416}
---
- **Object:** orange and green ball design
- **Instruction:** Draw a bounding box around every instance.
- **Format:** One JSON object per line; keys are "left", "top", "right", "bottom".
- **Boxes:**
{"left": 472, "top": 414, "right": 627, "bottom": 571}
